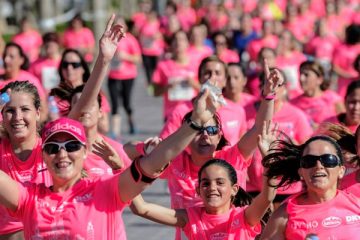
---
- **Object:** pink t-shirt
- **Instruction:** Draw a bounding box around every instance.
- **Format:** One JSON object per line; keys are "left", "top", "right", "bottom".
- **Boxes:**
{"left": 84, "top": 134, "right": 131, "bottom": 178}
{"left": 108, "top": 33, "right": 141, "bottom": 80}
{"left": 285, "top": 191, "right": 360, "bottom": 239}
{"left": 62, "top": 27, "right": 96, "bottom": 62}
{"left": 218, "top": 49, "right": 239, "bottom": 64}
{"left": 10, "top": 175, "right": 128, "bottom": 239}
{"left": 0, "top": 138, "right": 51, "bottom": 235}
{"left": 306, "top": 36, "right": 339, "bottom": 62}
{"left": 332, "top": 43, "right": 360, "bottom": 97}
{"left": 187, "top": 45, "right": 213, "bottom": 73}
{"left": 177, "top": 7, "right": 197, "bottom": 32}
{"left": 290, "top": 90, "right": 342, "bottom": 126}
{"left": 160, "top": 145, "right": 249, "bottom": 209}
{"left": 29, "top": 57, "right": 61, "bottom": 89}
{"left": 152, "top": 59, "right": 198, "bottom": 118}
{"left": 0, "top": 70, "right": 46, "bottom": 99}
{"left": 159, "top": 100, "right": 247, "bottom": 146}
{"left": 246, "top": 102, "right": 313, "bottom": 193}
{"left": 12, "top": 30, "right": 43, "bottom": 63}
{"left": 139, "top": 20, "right": 164, "bottom": 56}
{"left": 183, "top": 206, "right": 261, "bottom": 240}
{"left": 132, "top": 12, "right": 147, "bottom": 30}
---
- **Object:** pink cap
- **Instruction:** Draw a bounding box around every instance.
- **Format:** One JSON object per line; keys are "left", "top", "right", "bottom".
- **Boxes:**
{"left": 42, "top": 117, "right": 86, "bottom": 144}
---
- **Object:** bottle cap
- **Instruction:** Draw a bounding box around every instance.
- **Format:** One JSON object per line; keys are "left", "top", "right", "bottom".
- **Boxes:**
{"left": 1, "top": 93, "right": 10, "bottom": 104}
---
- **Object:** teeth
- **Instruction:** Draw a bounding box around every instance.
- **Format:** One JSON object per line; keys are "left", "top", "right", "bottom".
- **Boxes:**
{"left": 313, "top": 173, "right": 326, "bottom": 177}
{"left": 56, "top": 162, "right": 71, "bottom": 168}
{"left": 12, "top": 125, "right": 25, "bottom": 129}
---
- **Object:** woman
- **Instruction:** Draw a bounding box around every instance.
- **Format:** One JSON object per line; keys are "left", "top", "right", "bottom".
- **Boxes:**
{"left": 261, "top": 135, "right": 360, "bottom": 239}
{"left": 290, "top": 60, "right": 344, "bottom": 130}
{"left": 152, "top": 30, "right": 199, "bottom": 120}
{"left": 325, "top": 80, "right": 360, "bottom": 133}
{"left": 108, "top": 16, "right": 142, "bottom": 137}
{"left": 212, "top": 31, "right": 239, "bottom": 64}
{"left": 49, "top": 48, "right": 110, "bottom": 134}
{"left": 62, "top": 14, "right": 96, "bottom": 63}
{"left": 29, "top": 32, "right": 62, "bottom": 91}
{"left": 1, "top": 42, "right": 47, "bottom": 121}
{"left": 0, "top": 81, "right": 51, "bottom": 240}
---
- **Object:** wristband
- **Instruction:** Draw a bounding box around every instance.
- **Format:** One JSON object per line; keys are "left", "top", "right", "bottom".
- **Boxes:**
{"left": 262, "top": 91, "right": 276, "bottom": 100}
{"left": 186, "top": 117, "right": 202, "bottom": 131}
{"left": 130, "top": 157, "right": 157, "bottom": 184}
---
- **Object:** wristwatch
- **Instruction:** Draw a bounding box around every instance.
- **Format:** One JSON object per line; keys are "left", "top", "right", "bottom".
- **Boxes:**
{"left": 186, "top": 117, "right": 203, "bottom": 131}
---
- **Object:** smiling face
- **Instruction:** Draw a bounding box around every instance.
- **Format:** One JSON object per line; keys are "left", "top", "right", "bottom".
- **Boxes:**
{"left": 43, "top": 132, "right": 85, "bottom": 189}
{"left": 298, "top": 140, "right": 345, "bottom": 194}
{"left": 197, "top": 164, "right": 238, "bottom": 214}
{"left": 2, "top": 91, "right": 40, "bottom": 142}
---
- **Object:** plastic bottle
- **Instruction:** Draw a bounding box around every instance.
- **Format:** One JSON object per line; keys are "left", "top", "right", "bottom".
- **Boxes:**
{"left": 48, "top": 96, "right": 59, "bottom": 120}
{"left": 0, "top": 92, "right": 10, "bottom": 105}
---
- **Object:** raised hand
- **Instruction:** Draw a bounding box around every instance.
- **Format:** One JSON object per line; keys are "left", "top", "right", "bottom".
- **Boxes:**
{"left": 92, "top": 138, "right": 124, "bottom": 170}
{"left": 258, "top": 120, "right": 278, "bottom": 157}
{"left": 262, "top": 59, "right": 284, "bottom": 97}
{"left": 191, "top": 88, "right": 222, "bottom": 126}
{"left": 99, "top": 14, "right": 126, "bottom": 62}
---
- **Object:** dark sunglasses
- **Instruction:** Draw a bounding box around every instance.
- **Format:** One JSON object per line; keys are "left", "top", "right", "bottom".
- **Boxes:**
{"left": 61, "top": 61, "right": 82, "bottom": 69}
{"left": 42, "top": 140, "right": 84, "bottom": 154}
{"left": 300, "top": 154, "right": 341, "bottom": 169}
{"left": 198, "top": 126, "right": 220, "bottom": 136}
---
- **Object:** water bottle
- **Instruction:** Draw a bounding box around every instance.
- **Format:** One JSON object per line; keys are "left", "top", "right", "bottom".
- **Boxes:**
{"left": 0, "top": 92, "right": 10, "bottom": 105}
{"left": 48, "top": 96, "right": 59, "bottom": 120}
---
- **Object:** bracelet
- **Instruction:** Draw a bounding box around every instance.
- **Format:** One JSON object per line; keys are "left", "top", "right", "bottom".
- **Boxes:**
{"left": 262, "top": 91, "right": 276, "bottom": 100}
{"left": 130, "top": 157, "right": 157, "bottom": 184}
{"left": 135, "top": 142, "right": 146, "bottom": 156}
{"left": 185, "top": 117, "right": 202, "bottom": 131}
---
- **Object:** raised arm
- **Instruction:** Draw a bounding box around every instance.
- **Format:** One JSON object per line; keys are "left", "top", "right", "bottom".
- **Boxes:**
{"left": 0, "top": 171, "right": 20, "bottom": 212}
{"left": 68, "top": 14, "right": 125, "bottom": 119}
{"left": 130, "top": 195, "right": 188, "bottom": 227}
{"left": 237, "top": 60, "right": 283, "bottom": 160}
{"left": 244, "top": 121, "right": 277, "bottom": 226}
{"left": 118, "top": 89, "right": 220, "bottom": 202}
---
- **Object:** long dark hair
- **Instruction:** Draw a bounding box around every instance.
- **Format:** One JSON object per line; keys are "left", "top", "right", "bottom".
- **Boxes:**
{"left": 262, "top": 135, "right": 343, "bottom": 188}
{"left": 3, "top": 42, "right": 30, "bottom": 70}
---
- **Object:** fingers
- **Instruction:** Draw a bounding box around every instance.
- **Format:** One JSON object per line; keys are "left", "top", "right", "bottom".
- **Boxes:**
{"left": 263, "top": 58, "right": 270, "bottom": 79}
{"left": 105, "top": 14, "right": 116, "bottom": 33}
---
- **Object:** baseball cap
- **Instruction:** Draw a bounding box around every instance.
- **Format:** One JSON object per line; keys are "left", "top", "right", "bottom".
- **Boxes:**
{"left": 42, "top": 117, "right": 86, "bottom": 144}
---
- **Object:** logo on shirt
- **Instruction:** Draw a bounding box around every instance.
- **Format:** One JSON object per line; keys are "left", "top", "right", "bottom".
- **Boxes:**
{"left": 226, "top": 120, "right": 239, "bottom": 128}
{"left": 210, "top": 232, "right": 228, "bottom": 240}
{"left": 322, "top": 216, "right": 342, "bottom": 228}
{"left": 291, "top": 220, "right": 318, "bottom": 230}
{"left": 346, "top": 215, "right": 360, "bottom": 225}
{"left": 74, "top": 193, "right": 93, "bottom": 203}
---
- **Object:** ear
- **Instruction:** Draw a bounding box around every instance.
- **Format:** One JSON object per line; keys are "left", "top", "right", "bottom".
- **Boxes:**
{"left": 298, "top": 168, "right": 304, "bottom": 180}
{"left": 231, "top": 183, "right": 239, "bottom": 198}
{"left": 338, "top": 166, "right": 346, "bottom": 180}
{"left": 36, "top": 108, "right": 41, "bottom": 121}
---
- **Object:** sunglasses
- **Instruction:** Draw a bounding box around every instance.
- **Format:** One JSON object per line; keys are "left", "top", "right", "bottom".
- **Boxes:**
{"left": 61, "top": 61, "right": 82, "bottom": 69}
{"left": 198, "top": 126, "right": 220, "bottom": 136}
{"left": 42, "top": 140, "right": 84, "bottom": 154}
{"left": 300, "top": 154, "right": 341, "bottom": 169}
